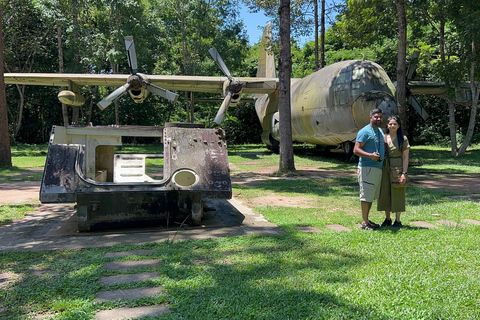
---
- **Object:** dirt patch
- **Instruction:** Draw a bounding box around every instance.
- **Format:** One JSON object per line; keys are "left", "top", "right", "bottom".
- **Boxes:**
{"left": 249, "top": 193, "right": 317, "bottom": 208}
{"left": 0, "top": 181, "right": 41, "bottom": 204}
{"left": 1, "top": 167, "right": 480, "bottom": 208}
{"left": 0, "top": 272, "right": 23, "bottom": 290}
{"left": 232, "top": 164, "right": 480, "bottom": 193}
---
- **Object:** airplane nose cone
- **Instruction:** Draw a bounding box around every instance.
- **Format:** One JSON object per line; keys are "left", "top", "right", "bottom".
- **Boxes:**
{"left": 351, "top": 92, "right": 397, "bottom": 129}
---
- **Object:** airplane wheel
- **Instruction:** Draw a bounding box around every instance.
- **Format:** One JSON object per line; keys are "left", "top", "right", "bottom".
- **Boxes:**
{"left": 191, "top": 200, "right": 204, "bottom": 225}
{"left": 267, "top": 135, "right": 280, "bottom": 153}
{"left": 342, "top": 141, "right": 357, "bottom": 162}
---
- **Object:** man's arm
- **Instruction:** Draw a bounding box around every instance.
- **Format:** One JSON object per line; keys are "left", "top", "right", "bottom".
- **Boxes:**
{"left": 353, "top": 141, "right": 381, "bottom": 161}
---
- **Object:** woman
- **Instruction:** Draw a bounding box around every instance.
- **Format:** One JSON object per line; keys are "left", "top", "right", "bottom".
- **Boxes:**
{"left": 378, "top": 115, "right": 410, "bottom": 227}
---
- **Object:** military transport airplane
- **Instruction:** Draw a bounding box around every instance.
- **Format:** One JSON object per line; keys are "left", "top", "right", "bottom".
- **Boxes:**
{"left": 4, "top": 24, "right": 475, "bottom": 154}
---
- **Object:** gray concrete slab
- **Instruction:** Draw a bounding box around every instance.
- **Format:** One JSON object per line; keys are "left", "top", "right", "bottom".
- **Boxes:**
{"left": 410, "top": 221, "right": 439, "bottom": 229}
{"left": 437, "top": 219, "right": 465, "bottom": 228}
{"left": 95, "top": 286, "right": 164, "bottom": 302}
{"left": 104, "top": 249, "right": 156, "bottom": 258}
{"left": 296, "top": 226, "right": 322, "bottom": 233}
{"left": 100, "top": 272, "right": 160, "bottom": 286}
{"left": 326, "top": 224, "right": 352, "bottom": 232}
{"left": 103, "top": 259, "right": 160, "bottom": 271}
{"left": 95, "top": 305, "right": 170, "bottom": 320}
{"left": 0, "top": 197, "right": 284, "bottom": 252}
{"left": 461, "top": 219, "right": 480, "bottom": 225}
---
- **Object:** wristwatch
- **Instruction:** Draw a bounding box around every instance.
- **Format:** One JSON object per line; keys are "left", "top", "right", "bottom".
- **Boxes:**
{"left": 401, "top": 172, "right": 408, "bottom": 174}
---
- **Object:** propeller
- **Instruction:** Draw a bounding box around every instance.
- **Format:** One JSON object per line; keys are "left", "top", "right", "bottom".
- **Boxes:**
{"left": 208, "top": 47, "right": 244, "bottom": 124}
{"left": 97, "top": 36, "right": 179, "bottom": 110}
{"left": 394, "top": 50, "right": 429, "bottom": 120}
{"left": 406, "top": 51, "right": 429, "bottom": 120}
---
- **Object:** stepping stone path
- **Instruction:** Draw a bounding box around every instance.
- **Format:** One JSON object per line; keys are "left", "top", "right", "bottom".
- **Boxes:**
{"left": 92, "top": 218, "right": 480, "bottom": 319}
{"left": 94, "top": 249, "right": 170, "bottom": 320}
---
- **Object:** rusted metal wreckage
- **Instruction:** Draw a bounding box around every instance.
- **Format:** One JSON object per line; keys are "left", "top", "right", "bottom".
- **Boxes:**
{"left": 40, "top": 123, "right": 231, "bottom": 231}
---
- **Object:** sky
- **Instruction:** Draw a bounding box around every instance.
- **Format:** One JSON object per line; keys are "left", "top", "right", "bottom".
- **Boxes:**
{"left": 239, "top": 5, "right": 270, "bottom": 45}
{"left": 239, "top": 2, "right": 337, "bottom": 46}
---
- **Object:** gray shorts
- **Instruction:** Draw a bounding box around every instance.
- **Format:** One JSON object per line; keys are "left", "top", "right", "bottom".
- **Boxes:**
{"left": 357, "top": 166, "right": 382, "bottom": 202}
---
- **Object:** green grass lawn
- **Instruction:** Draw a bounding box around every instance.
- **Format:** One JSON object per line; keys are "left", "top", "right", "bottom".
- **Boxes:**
{"left": 1, "top": 144, "right": 480, "bottom": 319}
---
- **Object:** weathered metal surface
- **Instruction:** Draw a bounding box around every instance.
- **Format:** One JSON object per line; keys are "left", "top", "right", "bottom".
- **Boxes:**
{"left": 40, "top": 123, "right": 231, "bottom": 231}
{"left": 40, "top": 144, "right": 81, "bottom": 203}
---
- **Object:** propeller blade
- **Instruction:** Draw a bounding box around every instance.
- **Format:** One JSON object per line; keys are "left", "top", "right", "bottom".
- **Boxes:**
{"left": 97, "top": 83, "right": 130, "bottom": 110}
{"left": 124, "top": 36, "right": 138, "bottom": 74}
{"left": 407, "top": 94, "right": 429, "bottom": 120}
{"left": 208, "top": 47, "right": 232, "bottom": 79}
{"left": 145, "top": 83, "right": 179, "bottom": 102}
{"left": 214, "top": 92, "right": 232, "bottom": 124}
{"left": 406, "top": 50, "right": 420, "bottom": 81}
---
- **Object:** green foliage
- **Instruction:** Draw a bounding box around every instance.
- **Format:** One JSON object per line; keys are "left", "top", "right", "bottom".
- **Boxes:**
{"left": 3, "top": 0, "right": 252, "bottom": 143}
{"left": 1, "top": 145, "right": 480, "bottom": 319}
{"left": 0, "top": 204, "right": 37, "bottom": 226}
{"left": 222, "top": 102, "right": 262, "bottom": 144}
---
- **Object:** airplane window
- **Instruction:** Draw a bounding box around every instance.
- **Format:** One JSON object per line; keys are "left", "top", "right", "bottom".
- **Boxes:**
{"left": 345, "top": 70, "right": 352, "bottom": 82}
{"left": 352, "top": 81, "right": 361, "bottom": 96}
{"left": 335, "top": 72, "right": 346, "bottom": 84}
{"left": 353, "top": 68, "right": 365, "bottom": 80}
{"left": 339, "top": 90, "right": 347, "bottom": 104}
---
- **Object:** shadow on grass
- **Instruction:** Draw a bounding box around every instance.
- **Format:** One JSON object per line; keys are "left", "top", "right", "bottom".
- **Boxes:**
{"left": 162, "top": 235, "right": 390, "bottom": 319}
{"left": 0, "top": 203, "right": 37, "bottom": 226}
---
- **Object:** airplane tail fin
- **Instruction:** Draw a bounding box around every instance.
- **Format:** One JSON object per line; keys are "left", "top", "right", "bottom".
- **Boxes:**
{"left": 254, "top": 22, "right": 279, "bottom": 148}
{"left": 256, "top": 22, "right": 276, "bottom": 78}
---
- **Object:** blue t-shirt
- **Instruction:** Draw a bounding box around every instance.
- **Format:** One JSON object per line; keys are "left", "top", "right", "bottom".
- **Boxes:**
{"left": 356, "top": 124, "right": 384, "bottom": 168}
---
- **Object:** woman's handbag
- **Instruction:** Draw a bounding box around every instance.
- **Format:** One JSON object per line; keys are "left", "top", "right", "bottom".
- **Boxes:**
{"left": 385, "top": 142, "right": 408, "bottom": 188}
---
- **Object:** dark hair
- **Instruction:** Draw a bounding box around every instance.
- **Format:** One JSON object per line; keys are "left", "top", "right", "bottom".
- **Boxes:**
{"left": 370, "top": 108, "right": 383, "bottom": 116}
{"left": 386, "top": 115, "right": 404, "bottom": 149}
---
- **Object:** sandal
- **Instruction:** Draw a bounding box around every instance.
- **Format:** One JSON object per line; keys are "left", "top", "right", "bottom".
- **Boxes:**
{"left": 392, "top": 220, "right": 403, "bottom": 228}
{"left": 381, "top": 218, "right": 392, "bottom": 228}
{"left": 368, "top": 220, "right": 380, "bottom": 229}
{"left": 360, "top": 222, "right": 376, "bottom": 230}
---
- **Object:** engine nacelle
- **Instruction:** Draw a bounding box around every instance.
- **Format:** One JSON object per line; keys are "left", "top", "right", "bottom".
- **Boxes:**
{"left": 128, "top": 87, "right": 149, "bottom": 103}
{"left": 223, "top": 80, "right": 242, "bottom": 106}
{"left": 58, "top": 90, "right": 86, "bottom": 106}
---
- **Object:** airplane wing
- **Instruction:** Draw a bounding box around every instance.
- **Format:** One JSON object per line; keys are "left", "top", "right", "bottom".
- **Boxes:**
{"left": 3, "top": 73, "right": 278, "bottom": 94}
{"left": 408, "top": 80, "right": 475, "bottom": 107}
{"left": 408, "top": 80, "right": 447, "bottom": 96}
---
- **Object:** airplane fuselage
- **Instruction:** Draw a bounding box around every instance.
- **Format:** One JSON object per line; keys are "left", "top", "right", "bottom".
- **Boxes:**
{"left": 255, "top": 60, "right": 398, "bottom": 149}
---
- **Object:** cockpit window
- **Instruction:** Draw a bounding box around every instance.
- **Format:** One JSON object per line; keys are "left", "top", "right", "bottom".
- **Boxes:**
{"left": 352, "top": 67, "right": 365, "bottom": 80}
{"left": 334, "top": 67, "right": 353, "bottom": 84}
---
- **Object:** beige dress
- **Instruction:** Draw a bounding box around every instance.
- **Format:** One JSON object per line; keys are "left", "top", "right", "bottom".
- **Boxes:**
{"left": 377, "top": 135, "right": 410, "bottom": 212}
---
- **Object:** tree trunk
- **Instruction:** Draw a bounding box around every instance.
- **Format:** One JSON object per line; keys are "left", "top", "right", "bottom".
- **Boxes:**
{"left": 439, "top": 16, "right": 457, "bottom": 156}
{"left": 278, "top": 0, "right": 295, "bottom": 172}
{"left": 314, "top": 0, "right": 319, "bottom": 71}
{"left": 57, "top": 20, "right": 69, "bottom": 126}
{"left": 396, "top": 0, "right": 407, "bottom": 127}
{"left": 458, "top": 37, "right": 478, "bottom": 156}
{"left": 320, "top": 0, "right": 325, "bottom": 68}
{"left": 13, "top": 84, "right": 25, "bottom": 137}
{"left": 115, "top": 100, "right": 120, "bottom": 125}
{"left": 71, "top": 0, "right": 79, "bottom": 124}
{"left": 0, "top": 6, "right": 12, "bottom": 167}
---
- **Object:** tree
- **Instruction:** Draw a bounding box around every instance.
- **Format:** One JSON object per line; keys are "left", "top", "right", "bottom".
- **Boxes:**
{"left": 454, "top": 0, "right": 480, "bottom": 156}
{"left": 396, "top": 0, "right": 407, "bottom": 126}
{"left": 0, "top": 3, "right": 12, "bottom": 167}
{"left": 278, "top": 0, "right": 295, "bottom": 172}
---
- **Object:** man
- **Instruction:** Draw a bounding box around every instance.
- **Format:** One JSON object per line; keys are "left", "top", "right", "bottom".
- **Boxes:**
{"left": 353, "top": 108, "right": 385, "bottom": 230}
